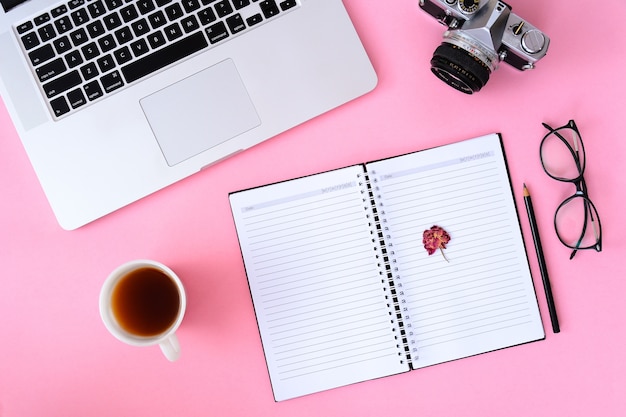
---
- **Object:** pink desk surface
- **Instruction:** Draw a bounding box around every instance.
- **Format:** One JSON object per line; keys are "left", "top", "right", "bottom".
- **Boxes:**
{"left": 2, "top": 0, "right": 625, "bottom": 415}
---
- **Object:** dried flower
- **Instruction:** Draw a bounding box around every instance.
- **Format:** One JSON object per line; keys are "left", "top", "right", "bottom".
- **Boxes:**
{"left": 423, "top": 225, "right": 451, "bottom": 262}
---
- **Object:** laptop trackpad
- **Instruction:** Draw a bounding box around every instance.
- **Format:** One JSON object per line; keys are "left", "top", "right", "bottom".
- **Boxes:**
{"left": 140, "top": 59, "right": 261, "bottom": 166}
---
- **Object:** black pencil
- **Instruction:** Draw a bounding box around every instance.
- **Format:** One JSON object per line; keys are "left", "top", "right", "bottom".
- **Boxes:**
{"left": 523, "top": 184, "right": 560, "bottom": 333}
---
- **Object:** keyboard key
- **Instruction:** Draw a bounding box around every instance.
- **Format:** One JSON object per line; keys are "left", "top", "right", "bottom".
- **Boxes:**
{"left": 113, "top": 46, "right": 132, "bottom": 64}
{"left": 86, "top": 20, "right": 106, "bottom": 38}
{"left": 103, "top": 12, "right": 122, "bottom": 30}
{"left": 54, "top": 16, "right": 73, "bottom": 34}
{"left": 67, "top": 88, "right": 87, "bottom": 108}
{"left": 119, "top": 4, "right": 139, "bottom": 22}
{"left": 197, "top": 7, "right": 216, "bottom": 25}
{"left": 163, "top": 23, "right": 183, "bottom": 40}
{"left": 38, "top": 24, "right": 57, "bottom": 41}
{"left": 98, "top": 34, "right": 117, "bottom": 52}
{"left": 130, "top": 38, "right": 149, "bottom": 56}
{"left": 20, "top": 32, "right": 40, "bottom": 50}
{"left": 259, "top": 0, "right": 279, "bottom": 18}
{"left": 101, "top": 70, "right": 124, "bottom": 93}
{"left": 226, "top": 14, "right": 245, "bottom": 34}
{"left": 104, "top": 0, "right": 124, "bottom": 10}
{"left": 50, "top": 96, "right": 71, "bottom": 117}
{"left": 137, "top": 0, "right": 156, "bottom": 15}
{"left": 164, "top": 3, "right": 183, "bottom": 21}
{"left": 214, "top": 0, "right": 232, "bottom": 18}
{"left": 51, "top": 5, "right": 68, "bottom": 17}
{"left": 53, "top": 35, "right": 73, "bottom": 54}
{"left": 84, "top": 80, "right": 103, "bottom": 100}
{"left": 205, "top": 20, "right": 228, "bottom": 43}
{"left": 68, "top": 0, "right": 86, "bottom": 10}
{"left": 65, "top": 50, "right": 84, "bottom": 67}
{"left": 34, "top": 13, "right": 51, "bottom": 26}
{"left": 81, "top": 42, "right": 100, "bottom": 60}
{"left": 232, "top": 0, "right": 249, "bottom": 9}
{"left": 43, "top": 69, "right": 81, "bottom": 97}
{"left": 155, "top": 0, "right": 172, "bottom": 6}
{"left": 80, "top": 62, "right": 99, "bottom": 79}
{"left": 70, "top": 27, "right": 89, "bottom": 46}
{"left": 148, "top": 10, "right": 167, "bottom": 29}
{"left": 279, "top": 0, "right": 296, "bottom": 11}
{"left": 122, "top": 31, "right": 208, "bottom": 83}
{"left": 246, "top": 13, "right": 262, "bottom": 26}
{"left": 70, "top": 8, "right": 89, "bottom": 25}
{"left": 147, "top": 30, "right": 166, "bottom": 48}
{"left": 16, "top": 21, "right": 34, "bottom": 34}
{"left": 182, "top": 0, "right": 200, "bottom": 13}
{"left": 96, "top": 54, "right": 115, "bottom": 72}
{"left": 28, "top": 43, "right": 55, "bottom": 66}
{"left": 114, "top": 26, "right": 134, "bottom": 44}
{"left": 36, "top": 57, "right": 67, "bottom": 82}
{"left": 96, "top": 50, "right": 115, "bottom": 72}
{"left": 87, "top": 0, "right": 106, "bottom": 18}
{"left": 131, "top": 18, "right": 150, "bottom": 36}
{"left": 180, "top": 15, "right": 199, "bottom": 33}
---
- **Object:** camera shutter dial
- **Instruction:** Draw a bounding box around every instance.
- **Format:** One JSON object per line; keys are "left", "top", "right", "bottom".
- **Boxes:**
{"left": 521, "top": 29, "right": 546, "bottom": 54}
{"left": 459, "top": 0, "right": 480, "bottom": 14}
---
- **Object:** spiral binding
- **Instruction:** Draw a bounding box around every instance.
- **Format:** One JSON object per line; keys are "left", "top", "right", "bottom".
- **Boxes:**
{"left": 358, "top": 171, "right": 415, "bottom": 367}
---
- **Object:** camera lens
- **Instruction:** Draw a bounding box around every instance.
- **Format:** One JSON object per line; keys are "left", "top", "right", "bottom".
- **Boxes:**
{"left": 430, "top": 43, "right": 491, "bottom": 94}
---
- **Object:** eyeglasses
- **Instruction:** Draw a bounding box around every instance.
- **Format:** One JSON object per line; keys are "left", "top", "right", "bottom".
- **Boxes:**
{"left": 540, "top": 119, "right": 602, "bottom": 259}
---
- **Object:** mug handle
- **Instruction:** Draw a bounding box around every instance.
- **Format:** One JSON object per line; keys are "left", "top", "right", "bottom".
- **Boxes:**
{"left": 159, "top": 334, "right": 181, "bottom": 361}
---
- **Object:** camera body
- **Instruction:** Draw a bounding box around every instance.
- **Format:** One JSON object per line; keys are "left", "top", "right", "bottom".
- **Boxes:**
{"left": 419, "top": 0, "right": 550, "bottom": 94}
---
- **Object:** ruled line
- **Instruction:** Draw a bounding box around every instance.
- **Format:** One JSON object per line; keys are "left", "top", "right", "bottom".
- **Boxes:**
{"left": 276, "top": 332, "right": 392, "bottom": 362}
{"left": 278, "top": 354, "right": 395, "bottom": 381}
{"left": 277, "top": 347, "right": 397, "bottom": 377}
{"left": 277, "top": 340, "right": 393, "bottom": 369}
{"left": 242, "top": 193, "right": 357, "bottom": 225}
{"left": 258, "top": 265, "right": 372, "bottom": 292}
{"left": 264, "top": 288, "right": 382, "bottom": 315}
{"left": 417, "top": 320, "right": 534, "bottom": 349}
{"left": 271, "top": 320, "right": 379, "bottom": 343}
{"left": 262, "top": 279, "right": 376, "bottom": 305}
{"left": 414, "top": 301, "right": 530, "bottom": 328}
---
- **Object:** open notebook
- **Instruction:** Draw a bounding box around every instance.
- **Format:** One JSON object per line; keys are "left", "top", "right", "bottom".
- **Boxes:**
{"left": 229, "top": 133, "right": 545, "bottom": 401}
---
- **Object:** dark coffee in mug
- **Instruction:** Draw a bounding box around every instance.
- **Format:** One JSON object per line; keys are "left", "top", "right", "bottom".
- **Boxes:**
{"left": 111, "top": 266, "right": 181, "bottom": 337}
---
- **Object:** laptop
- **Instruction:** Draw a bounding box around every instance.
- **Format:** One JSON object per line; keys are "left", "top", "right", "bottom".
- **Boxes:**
{"left": 0, "top": 0, "right": 377, "bottom": 230}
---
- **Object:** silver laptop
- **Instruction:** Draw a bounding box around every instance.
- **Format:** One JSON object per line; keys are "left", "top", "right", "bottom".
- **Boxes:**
{"left": 0, "top": 0, "right": 377, "bottom": 229}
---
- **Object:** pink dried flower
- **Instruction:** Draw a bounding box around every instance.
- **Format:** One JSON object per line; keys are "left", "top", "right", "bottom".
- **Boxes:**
{"left": 423, "top": 225, "right": 451, "bottom": 262}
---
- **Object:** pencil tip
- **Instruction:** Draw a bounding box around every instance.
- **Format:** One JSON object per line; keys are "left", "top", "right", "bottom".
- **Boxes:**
{"left": 523, "top": 183, "right": 530, "bottom": 197}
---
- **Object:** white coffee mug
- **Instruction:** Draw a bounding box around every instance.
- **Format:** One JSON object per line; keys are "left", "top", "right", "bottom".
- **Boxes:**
{"left": 99, "top": 260, "right": 186, "bottom": 361}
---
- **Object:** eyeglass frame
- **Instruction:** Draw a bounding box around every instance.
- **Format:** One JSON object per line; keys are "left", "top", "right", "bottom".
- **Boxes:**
{"left": 539, "top": 119, "right": 602, "bottom": 259}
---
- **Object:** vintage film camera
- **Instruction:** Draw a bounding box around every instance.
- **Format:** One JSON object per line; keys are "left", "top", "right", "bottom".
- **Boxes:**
{"left": 419, "top": 0, "right": 550, "bottom": 94}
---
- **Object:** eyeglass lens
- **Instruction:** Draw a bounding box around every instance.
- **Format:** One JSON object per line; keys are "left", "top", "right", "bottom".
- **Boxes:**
{"left": 554, "top": 194, "right": 600, "bottom": 251}
{"left": 540, "top": 125, "right": 585, "bottom": 181}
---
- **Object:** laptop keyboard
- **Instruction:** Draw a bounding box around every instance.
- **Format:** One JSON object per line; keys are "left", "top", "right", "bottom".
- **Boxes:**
{"left": 14, "top": 0, "right": 298, "bottom": 119}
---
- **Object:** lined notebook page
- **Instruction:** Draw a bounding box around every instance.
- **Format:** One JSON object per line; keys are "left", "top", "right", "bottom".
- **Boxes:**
{"left": 366, "top": 134, "right": 545, "bottom": 368}
{"left": 230, "top": 165, "right": 409, "bottom": 401}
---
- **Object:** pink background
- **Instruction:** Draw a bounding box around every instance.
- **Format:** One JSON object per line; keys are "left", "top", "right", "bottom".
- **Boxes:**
{"left": 1, "top": 0, "right": 625, "bottom": 415}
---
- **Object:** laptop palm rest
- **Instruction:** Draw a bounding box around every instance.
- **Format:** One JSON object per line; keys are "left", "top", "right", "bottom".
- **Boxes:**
{"left": 140, "top": 58, "right": 261, "bottom": 166}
